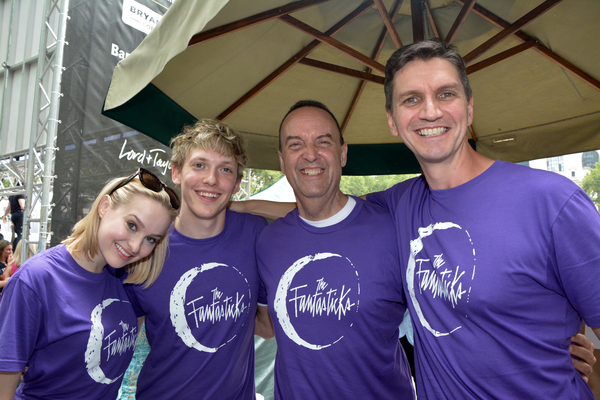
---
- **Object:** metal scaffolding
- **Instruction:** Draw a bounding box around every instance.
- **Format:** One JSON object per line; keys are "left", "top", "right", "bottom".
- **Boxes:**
{"left": 0, "top": 0, "right": 68, "bottom": 261}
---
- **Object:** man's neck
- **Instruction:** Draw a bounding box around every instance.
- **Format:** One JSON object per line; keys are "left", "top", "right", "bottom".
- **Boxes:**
{"left": 174, "top": 210, "right": 227, "bottom": 239}
{"left": 297, "top": 191, "right": 349, "bottom": 222}
{"left": 421, "top": 145, "right": 494, "bottom": 190}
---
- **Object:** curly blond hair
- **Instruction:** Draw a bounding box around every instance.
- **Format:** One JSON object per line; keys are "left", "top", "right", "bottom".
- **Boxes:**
{"left": 170, "top": 119, "right": 247, "bottom": 179}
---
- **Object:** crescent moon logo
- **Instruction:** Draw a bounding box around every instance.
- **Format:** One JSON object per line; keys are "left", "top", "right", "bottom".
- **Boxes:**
{"left": 407, "top": 222, "right": 475, "bottom": 337}
{"left": 85, "top": 298, "right": 124, "bottom": 384}
{"left": 170, "top": 262, "right": 251, "bottom": 352}
{"left": 274, "top": 252, "right": 359, "bottom": 350}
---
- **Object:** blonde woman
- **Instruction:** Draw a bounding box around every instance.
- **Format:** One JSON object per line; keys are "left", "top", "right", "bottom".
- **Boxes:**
{"left": 0, "top": 169, "right": 179, "bottom": 400}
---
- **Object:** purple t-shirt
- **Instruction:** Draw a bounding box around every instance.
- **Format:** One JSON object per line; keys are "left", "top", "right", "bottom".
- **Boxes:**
{"left": 125, "top": 210, "right": 267, "bottom": 400}
{"left": 0, "top": 245, "right": 137, "bottom": 399}
{"left": 368, "top": 160, "right": 600, "bottom": 399}
{"left": 257, "top": 197, "right": 415, "bottom": 400}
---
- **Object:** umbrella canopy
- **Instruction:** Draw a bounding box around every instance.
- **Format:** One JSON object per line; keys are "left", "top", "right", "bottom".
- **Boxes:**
{"left": 103, "top": 0, "right": 600, "bottom": 174}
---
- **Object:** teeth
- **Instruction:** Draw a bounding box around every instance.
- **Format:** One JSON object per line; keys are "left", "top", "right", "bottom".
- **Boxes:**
{"left": 417, "top": 127, "right": 448, "bottom": 137}
{"left": 116, "top": 243, "right": 132, "bottom": 258}
{"left": 302, "top": 169, "right": 323, "bottom": 176}
{"left": 198, "top": 191, "right": 219, "bottom": 198}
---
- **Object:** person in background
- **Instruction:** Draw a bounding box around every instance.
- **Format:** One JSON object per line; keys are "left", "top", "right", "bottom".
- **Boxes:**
{"left": 9, "top": 240, "right": 22, "bottom": 276}
{"left": 3, "top": 187, "right": 25, "bottom": 249}
{"left": 0, "top": 169, "right": 179, "bottom": 400}
{"left": 0, "top": 240, "right": 13, "bottom": 293}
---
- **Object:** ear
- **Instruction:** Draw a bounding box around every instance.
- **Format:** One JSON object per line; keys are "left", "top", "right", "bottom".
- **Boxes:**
{"left": 386, "top": 110, "right": 399, "bottom": 137}
{"left": 340, "top": 143, "right": 348, "bottom": 168}
{"left": 233, "top": 177, "right": 242, "bottom": 195}
{"left": 172, "top": 164, "right": 181, "bottom": 186}
{"left": 98, "top": 195, "right": 111, "bottom": 218}
{"left": 467, "top": 96, "right": 474, "bottom": 126}
{"left": 278, "top": 150, "right": 286, "bottom": 175}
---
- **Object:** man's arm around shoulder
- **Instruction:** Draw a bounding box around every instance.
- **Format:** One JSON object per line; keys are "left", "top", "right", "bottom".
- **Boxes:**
{"left": 255, "top": 305, "right": 274, "bottom": 340}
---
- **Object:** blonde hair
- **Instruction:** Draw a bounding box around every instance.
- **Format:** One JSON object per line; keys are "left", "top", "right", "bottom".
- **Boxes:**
{"left": 171, "top": 119, "right": 247, "bottom": 179}
{"left": 12, "top": 240, "right": 22, "bottom": 267}
{"left": 62, "top": 176, "right": 178, "bottom": 288}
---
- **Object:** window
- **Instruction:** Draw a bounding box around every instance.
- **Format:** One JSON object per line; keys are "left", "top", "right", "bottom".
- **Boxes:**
{"left": 547, "top": 156, "right": 564, "bottom": 172}
{"left": 582, "top": 151, "right": 599, "bottom": 169}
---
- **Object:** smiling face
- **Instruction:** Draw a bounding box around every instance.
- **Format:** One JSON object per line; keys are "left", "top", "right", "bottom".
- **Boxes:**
{"left": 96, "top": 194, "right": 171, "bottom": 271}
{"left": 279, "top": 106, "right": 347, "bottom": 209}
{"left": 172, "top": 147, "right": 241, "bottom": 236}
{"left": 386, "top": 57, "right": 473, "bottom": 168}
{"left": 2, "top": 245, "right": 12, "bottom": 263}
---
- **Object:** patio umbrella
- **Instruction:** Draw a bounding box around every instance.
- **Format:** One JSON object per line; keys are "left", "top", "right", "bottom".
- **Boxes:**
{"left": 102, "top": 0, "right": 600, "bottom": 174}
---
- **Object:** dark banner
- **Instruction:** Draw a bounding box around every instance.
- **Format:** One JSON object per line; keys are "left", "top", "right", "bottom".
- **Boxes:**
{"left": 52, "top": 0, "right": 173, "bottom": 246}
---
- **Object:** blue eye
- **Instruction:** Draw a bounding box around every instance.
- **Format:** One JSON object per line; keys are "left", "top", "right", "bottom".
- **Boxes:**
{"left": 146, "top": 237, "right": 157, "bottom": 245}
{"left": 127, "top": 222, "right": 137, "bottom": 231}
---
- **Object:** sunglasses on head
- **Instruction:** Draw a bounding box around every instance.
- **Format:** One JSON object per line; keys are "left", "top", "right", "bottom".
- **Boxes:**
{"left": 109, "top": 168, "right": 180, "bottom": 210}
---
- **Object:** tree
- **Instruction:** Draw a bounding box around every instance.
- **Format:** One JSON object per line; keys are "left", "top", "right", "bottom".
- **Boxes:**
{"left": 582, "top": 161, "right": 600, "bottom": 209}
{"left": 234, "top": 169, "right": 284, "bottom": 200}
{"left": 235, "top": 168, "right": 418, "bottom": 199}
{"left": 340, "top": 174, "right": 418, "bottom": 196}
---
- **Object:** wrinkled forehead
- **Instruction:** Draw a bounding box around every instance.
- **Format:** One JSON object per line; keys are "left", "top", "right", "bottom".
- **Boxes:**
{"left": 394, "top": 58, "right": 465, "bottom": 94}
{"left": 281, "top": 107, "right": 342, "bottom": 143}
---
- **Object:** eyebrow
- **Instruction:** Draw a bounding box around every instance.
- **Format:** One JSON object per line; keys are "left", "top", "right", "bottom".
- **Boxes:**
{"left": 130, "top": 214, "right": 164, "bottom": 239}
{"left": 284, "top": 135, "right": 302, "bottom": 144}
{"left": 189, "top": 156, "right": 236, "bottom": 168}
{"left": 397, "top": 83, "right": 463, "bottom": 98}
{"left": 284, "top": 133, "right": 334, "bottom": 144}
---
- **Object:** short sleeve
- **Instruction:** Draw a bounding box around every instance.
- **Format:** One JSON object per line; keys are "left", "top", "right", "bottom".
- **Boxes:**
{"left": 0, "top": 277, "right": 44, "bottom": 371}
{"left": 123, "top": 284, "right": 145, "bottom": 318}
{"left": 552, "top": 189, "right": 600, "bottom": 327}
{"left": 366, "top": 190, "right": 391, "bottom": 211}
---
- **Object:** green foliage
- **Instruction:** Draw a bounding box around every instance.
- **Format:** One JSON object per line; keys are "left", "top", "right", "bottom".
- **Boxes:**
{"left": 340, "top": 174, "right": 418, "bottom": 196}
{"left": 582, "top": 161, "right": 600, "bottom": 209}
{"left": 237, "top": 168, "right": 418, "bottom": 199}
{"left": 247, "top": 169, "right": 284, "bottom": 195}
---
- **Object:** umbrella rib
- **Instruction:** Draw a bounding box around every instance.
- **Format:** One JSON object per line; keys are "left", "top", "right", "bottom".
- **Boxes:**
{"left": 299, "top": 58, "right": 384, "bottom": 84}
{"left": 444, "top": 0, "right": 476, "bottom": 44}
{"left": 217, "top": 1, "right": 373, "bottom": 121}
{"left": 187, "top": 0, "right": 331, "bottom": 47}
{"left": 373, "top": 0, "right": 402, "bottom": 48}
{"left": 466, "top": 40, "right": 536, "bottom": 75}
{"left": 411, "top": 0, "right": 424, "bottom": 42}
{"left": 462, "top": 0, "right": 562, "bottom": 64}
{"left": 342, "top": 0, "right": 404, "bottom": 133}
{"left": 459, "top": 0, "right": 600, "bottom": 91}
{"left": 278, "top": 14, "right": 385, "bottom": 73}
{"left": 424, "top": 0, "right": 440, "bottom": 39}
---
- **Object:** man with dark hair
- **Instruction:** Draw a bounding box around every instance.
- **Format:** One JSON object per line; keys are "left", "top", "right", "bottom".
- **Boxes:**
{"left": 3, "top": 189, "right": 25, "bottom": 249}
{"left": 368, "top": 38, "right": 600, "bottom": 399}
{"left": 256, "top": 100, "right": 415, "bottom": 399}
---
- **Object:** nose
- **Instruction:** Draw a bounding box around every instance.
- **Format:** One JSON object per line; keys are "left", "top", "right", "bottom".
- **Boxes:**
{"left": 419, "top": 95, "right": 443, "bottom": 121}
{"left": 129, "top": 237, "right": 143, "bottom": 255}
{"left": 303, "top": 144, "right": 319, "bottom": 163}
{"left": 203, "top": 167, "right": 217, "bottom": 185}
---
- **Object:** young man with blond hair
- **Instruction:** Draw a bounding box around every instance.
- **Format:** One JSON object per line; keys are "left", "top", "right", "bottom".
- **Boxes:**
{"left": 125, "top": 119, "right": 272, "bottom": 399}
